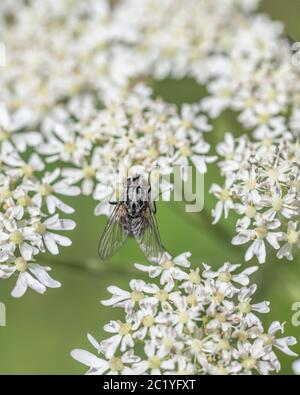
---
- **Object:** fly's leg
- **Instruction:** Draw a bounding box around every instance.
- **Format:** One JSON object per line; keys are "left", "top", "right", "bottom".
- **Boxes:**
{"left": 152, "top": 200, "right": 157, "bottom": 214}
{"left": 109, "top": 201, "right": 118, "bottom": 205}
{"left": 148, "top": 185, "right": 157, "bottom": 213}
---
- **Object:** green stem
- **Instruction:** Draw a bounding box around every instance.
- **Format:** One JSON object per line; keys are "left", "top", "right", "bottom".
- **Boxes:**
{"left": 174, "top": 202, "right": 236, "bottom": 253}
{"left": 42, "top": 257, "right": 138, "bottom": 277}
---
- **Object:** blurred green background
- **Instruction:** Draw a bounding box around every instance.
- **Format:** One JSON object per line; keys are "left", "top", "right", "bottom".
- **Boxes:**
{"left": 1, "top": 0, "right": 300, "bottom": 375}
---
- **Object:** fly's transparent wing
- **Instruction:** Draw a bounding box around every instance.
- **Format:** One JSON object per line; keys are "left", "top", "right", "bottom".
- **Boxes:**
{"left": 133, "top": 204, "right": 164, "bottom": 263}
{"left": 98, "top": 203, "right": 128, "bottom": 261}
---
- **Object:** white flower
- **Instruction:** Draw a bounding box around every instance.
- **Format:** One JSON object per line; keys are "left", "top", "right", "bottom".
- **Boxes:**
{"left": 232, "top": 214, "right": 284, "bottom": 263}
{"left": 71, "top": 348, "right": 139, "bottom": 375}
{"left": 0, "top": 219, "right": 39, "bottom": 261}
{"left": 210, "top": 182, "right": 235, "bottom": 224}
{"left": 0, "top": 103, "right": 41, "bottom": 152}
{"left": 264, "top": 322, "right": 297, "bottom": 357}
{"left": 24, "top": 168, "right": 80, "bottom": 214}
{"left": 135, "top": 252, "right": 191, "bottom": 291}
{"left": 277, "top": 221, "right": 300, "bottom": 261}
{"left": 101, "top": 279, "right": 149, "bottom": 313}
{"left": 73, "top": 253, "right": 296, "bottom": 375}
{"left": 213, "top": 133, "right": 300, "bottom": 263}
{"left": 100, "top": 321, "right": 135, "bottom": 359}
{"left": 0, "top": 259, "right": 61, "bottom": 298}
{"left": 292, "top": 359, "right": 300, "bottom": 375}
{"left": 29, "top": 215, "right": 76, "bottom": 255}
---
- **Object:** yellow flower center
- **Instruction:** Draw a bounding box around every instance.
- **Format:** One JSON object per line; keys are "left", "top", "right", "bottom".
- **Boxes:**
{"left": 131, "top": 291, "right": 144, "bottom": 303}
{"left": 179, "top": 145, "right": 192, "bottom": 157}
{"left": 1, "top": 189, "right": 12, "bottom": 199}
{"left": 10, "top": 230, "right": 23, "bottom": 244}
{"left": 218, "top": 272, "right": 231, "bottom": 282}
{"left": 272, "top": 198, "right": 283, "bottom": 211}
{"left": 144, "top": 124, "right": 155, "bottom": 134}
{"left": 246, "top": 205, "right": 256, "bottom": 219}
{"left": 83, "top": 131, "right": 94, "bottom": 142}
{"left": 162, "top": 337, "right": 173, "bottom": 349}
{"left": 258, "top": 112, "right": 270, "bottom": 125}
{"left": 0, "top": 128, "right": 9, "bottom": 141}
{"left": 83, "top": 165, "right": 95, "bottom": 179}
{"left": 166, "top": 136, "right": 177, "bottom": 146}
{"left": 39, "top": 184, "right": 53, "bottom": 196}
{"left": 245, "top": 97, "right": 255, "bottom": 108}
{"left": 109, "top": 357, "right": 123, "bottom": 372}
{"left": 212, "top": 291, "right": 224, "bottom": 302}
{"left": 255, "top": 226, "right": 267, "bottom": 240}
{"left": 217, "top": 367, "right": 228, "bottom": 375}
{"left": 261, "top": 334, "right": 274, "bottom": 346}
{"left": 148, "top": 356, "right": 161, "bottom": 369}
{"left": 268, "top": 168, "right": 278, "bottom": 180}
{"left": 218, "top": 339, "right": 230, "bottom": 350}
{"left": 150, "top": 145, "right": 159, "bottom": 159}
{"left": 187, "top": 293, "right": 197, "bottom": 306}
{"left": 22, "top": 164, "right": 34, "bottom": 177}
{"left": 17, "top": 195, "right": 31, "bottom": 207}
{"left": 237, "top": 330, "right": 249, "bottom": 342}
{"left": 155, "top": 290, "right": 169, "bottom": 302}
{"left": 64, "top": 142, "right": 76, "bottom": 154}
{"left": 188, "top": 269, "right": 201, "bottom": 284}
{"left": 238, "top": 302, "right": 251, "bottom": 314}
{"left": 262, "top": 138, "right": 272, "bottom": 146}
{"left": 220, "top": 188, "right": 230, "bottom": 202}
{"left": 191, "top": 339, "right": 203, "bottom": 352}
{"left": 118, "top": 322, "right": 132, "bottom": 336}
{"left": 246, "top": 179, "right": 256, "bottom": 190}
{"left": 178, "top": 310, "right": 189, "bottom": 324}
{"left": 15, "top": 257, "right": 28, "bottom": 272}
{"left": 242, "top": 357, "right": 257, "bottom": 370}
{"left": 215, "top": 313, "right": 225, "bottom": 322}
{"left": 162, "top": 260, "right": 173, "bottom": 270}
{"left": 287, "top": 229, "right": 299, "bottom": 244}
{"left": 142, "top": 315, "right": 154, "bottom": 327}
{"left": 33, "top": 221, "right": 46, "bottom": 234}
{"left": 220, "top": 88, "right": 232, "bottom": 97}
{"left": 181, "top": 119, "right": 193, "bottom": 129}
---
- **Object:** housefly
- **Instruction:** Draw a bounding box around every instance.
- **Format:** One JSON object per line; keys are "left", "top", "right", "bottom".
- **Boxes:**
{"left": 98, "top": 175, "right": 164, "bottom": 262}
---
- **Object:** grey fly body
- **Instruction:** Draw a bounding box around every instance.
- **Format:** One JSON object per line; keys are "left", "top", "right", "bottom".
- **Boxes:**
{"left": 98, "top": 175, "right": 164, "bottom": 262}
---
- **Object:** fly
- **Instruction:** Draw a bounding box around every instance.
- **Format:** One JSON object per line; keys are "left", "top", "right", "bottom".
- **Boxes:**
{"left": 98, "top": 175, "right": 164, "bottom": 262}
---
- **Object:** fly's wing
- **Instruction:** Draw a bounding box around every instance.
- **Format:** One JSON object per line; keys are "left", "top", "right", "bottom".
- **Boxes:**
{"left": 133, "top": 203, "right": 164, "bottom": 263}
{"left": 98, "top": 203, "right": 129, "bottom": 261}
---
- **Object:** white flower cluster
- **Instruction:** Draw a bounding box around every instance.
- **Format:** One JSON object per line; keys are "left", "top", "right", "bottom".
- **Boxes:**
{"left": 71, "top": 252, "right": 297, "bottom": 375}
{"left": 0, "top": 104, "right": 79, "bottom": 297}
{"left": 113, "top": 0, "right": 260, "bottom": 81}
{"left": 211, "top": 133, "right": 300, "bottom": 264}
{"left": 0, "top": 0, "right": 115, "bottom": 120}
{"left": 112, "top": 0, "right": 299, "bottom": 140}
{"left": 37, "top": 85, "right": 215, "bottom": 215}
{"left": 0, "top": 84, "right": 215, "bottom": 295}
{"left": 1, "top": 0, "right": 298, "bottom": 142}
{"left": 200, "top": 15, "right": 300, "bottom": 140}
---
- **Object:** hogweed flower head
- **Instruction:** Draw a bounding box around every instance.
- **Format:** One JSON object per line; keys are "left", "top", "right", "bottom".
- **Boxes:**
{"left": 71, "top": 252, "right": 297, "bottom": 375}
{"left": 211, "top": 133, "right": 300, "bottom": 264}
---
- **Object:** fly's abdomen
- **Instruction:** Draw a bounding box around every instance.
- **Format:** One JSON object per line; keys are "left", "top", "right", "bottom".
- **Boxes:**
{"left": 131, "top": 215, "right": 147, "bottom": 238}
{"left": 121, "top": 215, "right": 134, "bottom": 236}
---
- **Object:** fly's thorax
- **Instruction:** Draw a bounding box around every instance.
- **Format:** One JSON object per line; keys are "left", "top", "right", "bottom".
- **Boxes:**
{"left": 121, "top": 175, "right": 150, "bottom": 217}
